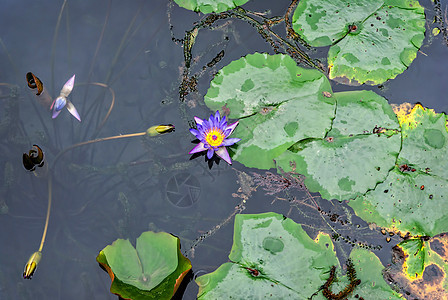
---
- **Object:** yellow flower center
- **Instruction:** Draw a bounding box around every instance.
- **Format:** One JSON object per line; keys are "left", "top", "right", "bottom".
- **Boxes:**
{"left": 205, "top": 128, "right": 225, "bottom": 147}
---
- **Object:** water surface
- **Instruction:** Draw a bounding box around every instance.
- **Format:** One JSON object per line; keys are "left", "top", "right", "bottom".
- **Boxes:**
{"left": 0, "top": 0, "right": 447, "bottom": 299}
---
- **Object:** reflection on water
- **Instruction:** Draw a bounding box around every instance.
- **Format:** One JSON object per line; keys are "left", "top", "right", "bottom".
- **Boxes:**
{"left": 0, "top": 0, "right": 447, "bottom": 299}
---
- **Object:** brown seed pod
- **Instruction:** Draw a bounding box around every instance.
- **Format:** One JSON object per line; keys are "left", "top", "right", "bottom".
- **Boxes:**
{"left": 22, "top": 145, "right": 45, "bottom": 172}
{"left": 26, "top": 72, "right": 43, "bottom": 95}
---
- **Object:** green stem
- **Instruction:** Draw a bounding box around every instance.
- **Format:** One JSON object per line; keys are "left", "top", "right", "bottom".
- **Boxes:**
{"left": 36, "top": 131, "right": 147, "bottom": 257}
{"left": 38, "top": 175, "right": 52, "bottom": 252}
{"left": 51, "top": 0, "right": 68, "bottom": 96}
{"left": 53, "top": 132, "right": 146, "bottom": 168}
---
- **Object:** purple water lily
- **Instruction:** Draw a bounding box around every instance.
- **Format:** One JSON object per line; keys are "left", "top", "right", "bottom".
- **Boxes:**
{"left": 50, "top": 74, "right": 81, "bottom": 121}
{"left": 189, "top": 111, "right": 240, "bottom": 164}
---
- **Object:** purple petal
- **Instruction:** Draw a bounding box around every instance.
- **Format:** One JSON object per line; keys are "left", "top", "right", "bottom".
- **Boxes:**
{"left": 207, "top": 148, "right": 214, "bottom": 159}
{"left": 54, "top": 97, "right": 67, "bottom": 112}
{"left": 194, "top": 116, "right": 203, "bottom": 126}
{"left": 52, "top": 109, "right": 62, "bottom": 119}
{"left": 222, "top": 138, "right": 241, "bottom": 147}
{"left": 226, "top": 121, "right": 239, "bottom": 135}
{"left": 208, "top": 114, "right": 214, "bottom": 126}
{"left": 202, "top": 119, "right": 210, "bottom": 131}
{"left": 214, "top": 110, "right": 221, "bottom": 124}
{"left": 216, "top": 147, "right": 232, "bottom": 164}
{"left": 66, "top": 101, "right": 81, "bottom": 122}
{"left": 50, "top": 98, "right": 56, "bottom": 110}
{"left": 189, "top": 142, "right": 207, "bottom": 154}
{"left": 189, "top": 128, "right": 201, "bottom": 138}
{"left": 60, "top": 74, "right": 75, "bottom": 98}
{"left": 220, "top": 115, "right": 227, "bottom": 128}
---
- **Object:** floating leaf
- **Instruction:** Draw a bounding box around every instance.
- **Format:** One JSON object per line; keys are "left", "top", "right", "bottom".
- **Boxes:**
{"left": 384, "top": 234, "right": 448, "bottom": 298}
{"left": 397, "top": 238, "right": 426, "bottom": 278}
{"left": 204, "top": 53, "right": 335, "bottom": 169}
{"left": 349, "top": 105, "right": 448, "bottom": 236}
{"left": 292, "top": 0, "right": 426, "bottom": 85}
{"left": 348, "top": 248, "right": 404, "bottom": 299}
{"left": 275, "top": 90, "right": 401, "bottom": 201}
{"left": 174, "top": 0, "right": 249, "bottom": 13}
{"left": 97, "top": 231, "right": 191, "bottom": 300}
{"left": 196, "top": 213, "right": 401, "bottom": 299}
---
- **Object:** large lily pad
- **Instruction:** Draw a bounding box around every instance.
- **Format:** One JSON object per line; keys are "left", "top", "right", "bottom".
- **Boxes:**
{"left": 204, "top": 53, "right": 335, "bottom": 169}
{"left": 97, "top": 231, "right": 191, "bottom": 300}
{"left": 349, "top": 248, "right": 404, "bottom": 299}
{"left": 292, "top": 0, "right": 426, "bottom": 85}
{"left": 275, "top": 90, "right": 401, "bottom": 201}
{"left": 349, "top": 105, "right": 448, "bottom": 237}
{"left": 173, "top": 0, "right": 249, "bottom": 13}
{"left": 196, "top": 212, "right": 402, "bottom": 299}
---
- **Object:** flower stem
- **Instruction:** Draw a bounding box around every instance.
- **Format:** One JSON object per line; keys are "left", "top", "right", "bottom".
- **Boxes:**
{"left": 36, "top": 131, "right": 146, "bottom": 259}
{"left": 53, "top": 132, "right": 146, "bottom": 166}
{"left": 38, "top": 175, "right": 52, "bottom": 252}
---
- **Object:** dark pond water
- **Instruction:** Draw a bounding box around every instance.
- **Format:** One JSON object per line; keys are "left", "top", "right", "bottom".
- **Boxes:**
{"left": 0, "top": 0, "right": 447, "bottom": 299}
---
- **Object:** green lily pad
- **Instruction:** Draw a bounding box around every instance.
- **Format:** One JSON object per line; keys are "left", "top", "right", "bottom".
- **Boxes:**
{"left": 275, "top": 90, "right": 401, "bottom": 201}
{"left": 398, "top": 238, "right": 427, "bottom": 278}
{"left": 349, "top": 105, "right": 448, "bottom": 236}
{"left": 196, "top": 212, "right": 402, "bottom": 299}
{"left": 97, "top": 231, "right": 192, "bottom": 300}
{"left": 349, "top": 248, "right": 404, "bottom": 299}
{"left": 173, "top": 0, "right": 249, "bottom": 13}
{"left": 204, "top": 53, "right": 335, "bottom": 169}
{"left": 292, "top": 0, "right": 425, "bottom": 85}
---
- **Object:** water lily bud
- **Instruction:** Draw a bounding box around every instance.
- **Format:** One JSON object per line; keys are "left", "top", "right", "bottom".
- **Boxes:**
{"left": 23, "top": 251, "right": 42, "bottom": 279}
{"left": 146, "top": 124, "right": 175, "bottom": 136}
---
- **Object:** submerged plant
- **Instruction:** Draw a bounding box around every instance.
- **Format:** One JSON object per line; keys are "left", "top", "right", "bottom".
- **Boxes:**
{"left": 189, "top": 110, "right": 240, "bottom": 164}
{"left": 21, "top": 124, "right": 175, "bottom": 279}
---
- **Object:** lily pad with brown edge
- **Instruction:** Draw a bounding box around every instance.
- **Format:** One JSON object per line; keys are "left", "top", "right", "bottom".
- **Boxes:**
{"left": 349, "top": 105, "right": 448, "bottom": 237}
{"left": 195, "top": 212, "right": 402, "bottom": 299}
{"left": 383, "top": 234, "right": 448, "bottom": 298}
{"left": 173, "top": 0, "right": 249, "bottom": 13}
{"left": 204, "top": 52, "right": 335, "bottom": 169}
{"left": 292, "top": 0, "right": 426, "bottom": 85}
{"left": 275, "top": 90, "right": 401, "bottom": 201}
{"left": 96, "top": 231, "right": 191, "bottom": 300}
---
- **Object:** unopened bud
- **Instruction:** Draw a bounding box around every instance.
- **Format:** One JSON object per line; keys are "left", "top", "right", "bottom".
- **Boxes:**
{"left": 23, "top": 251, "right": 42, "bottom": 279}
{"left": 146, "top": 124, "right": 175, "bottom": 136}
